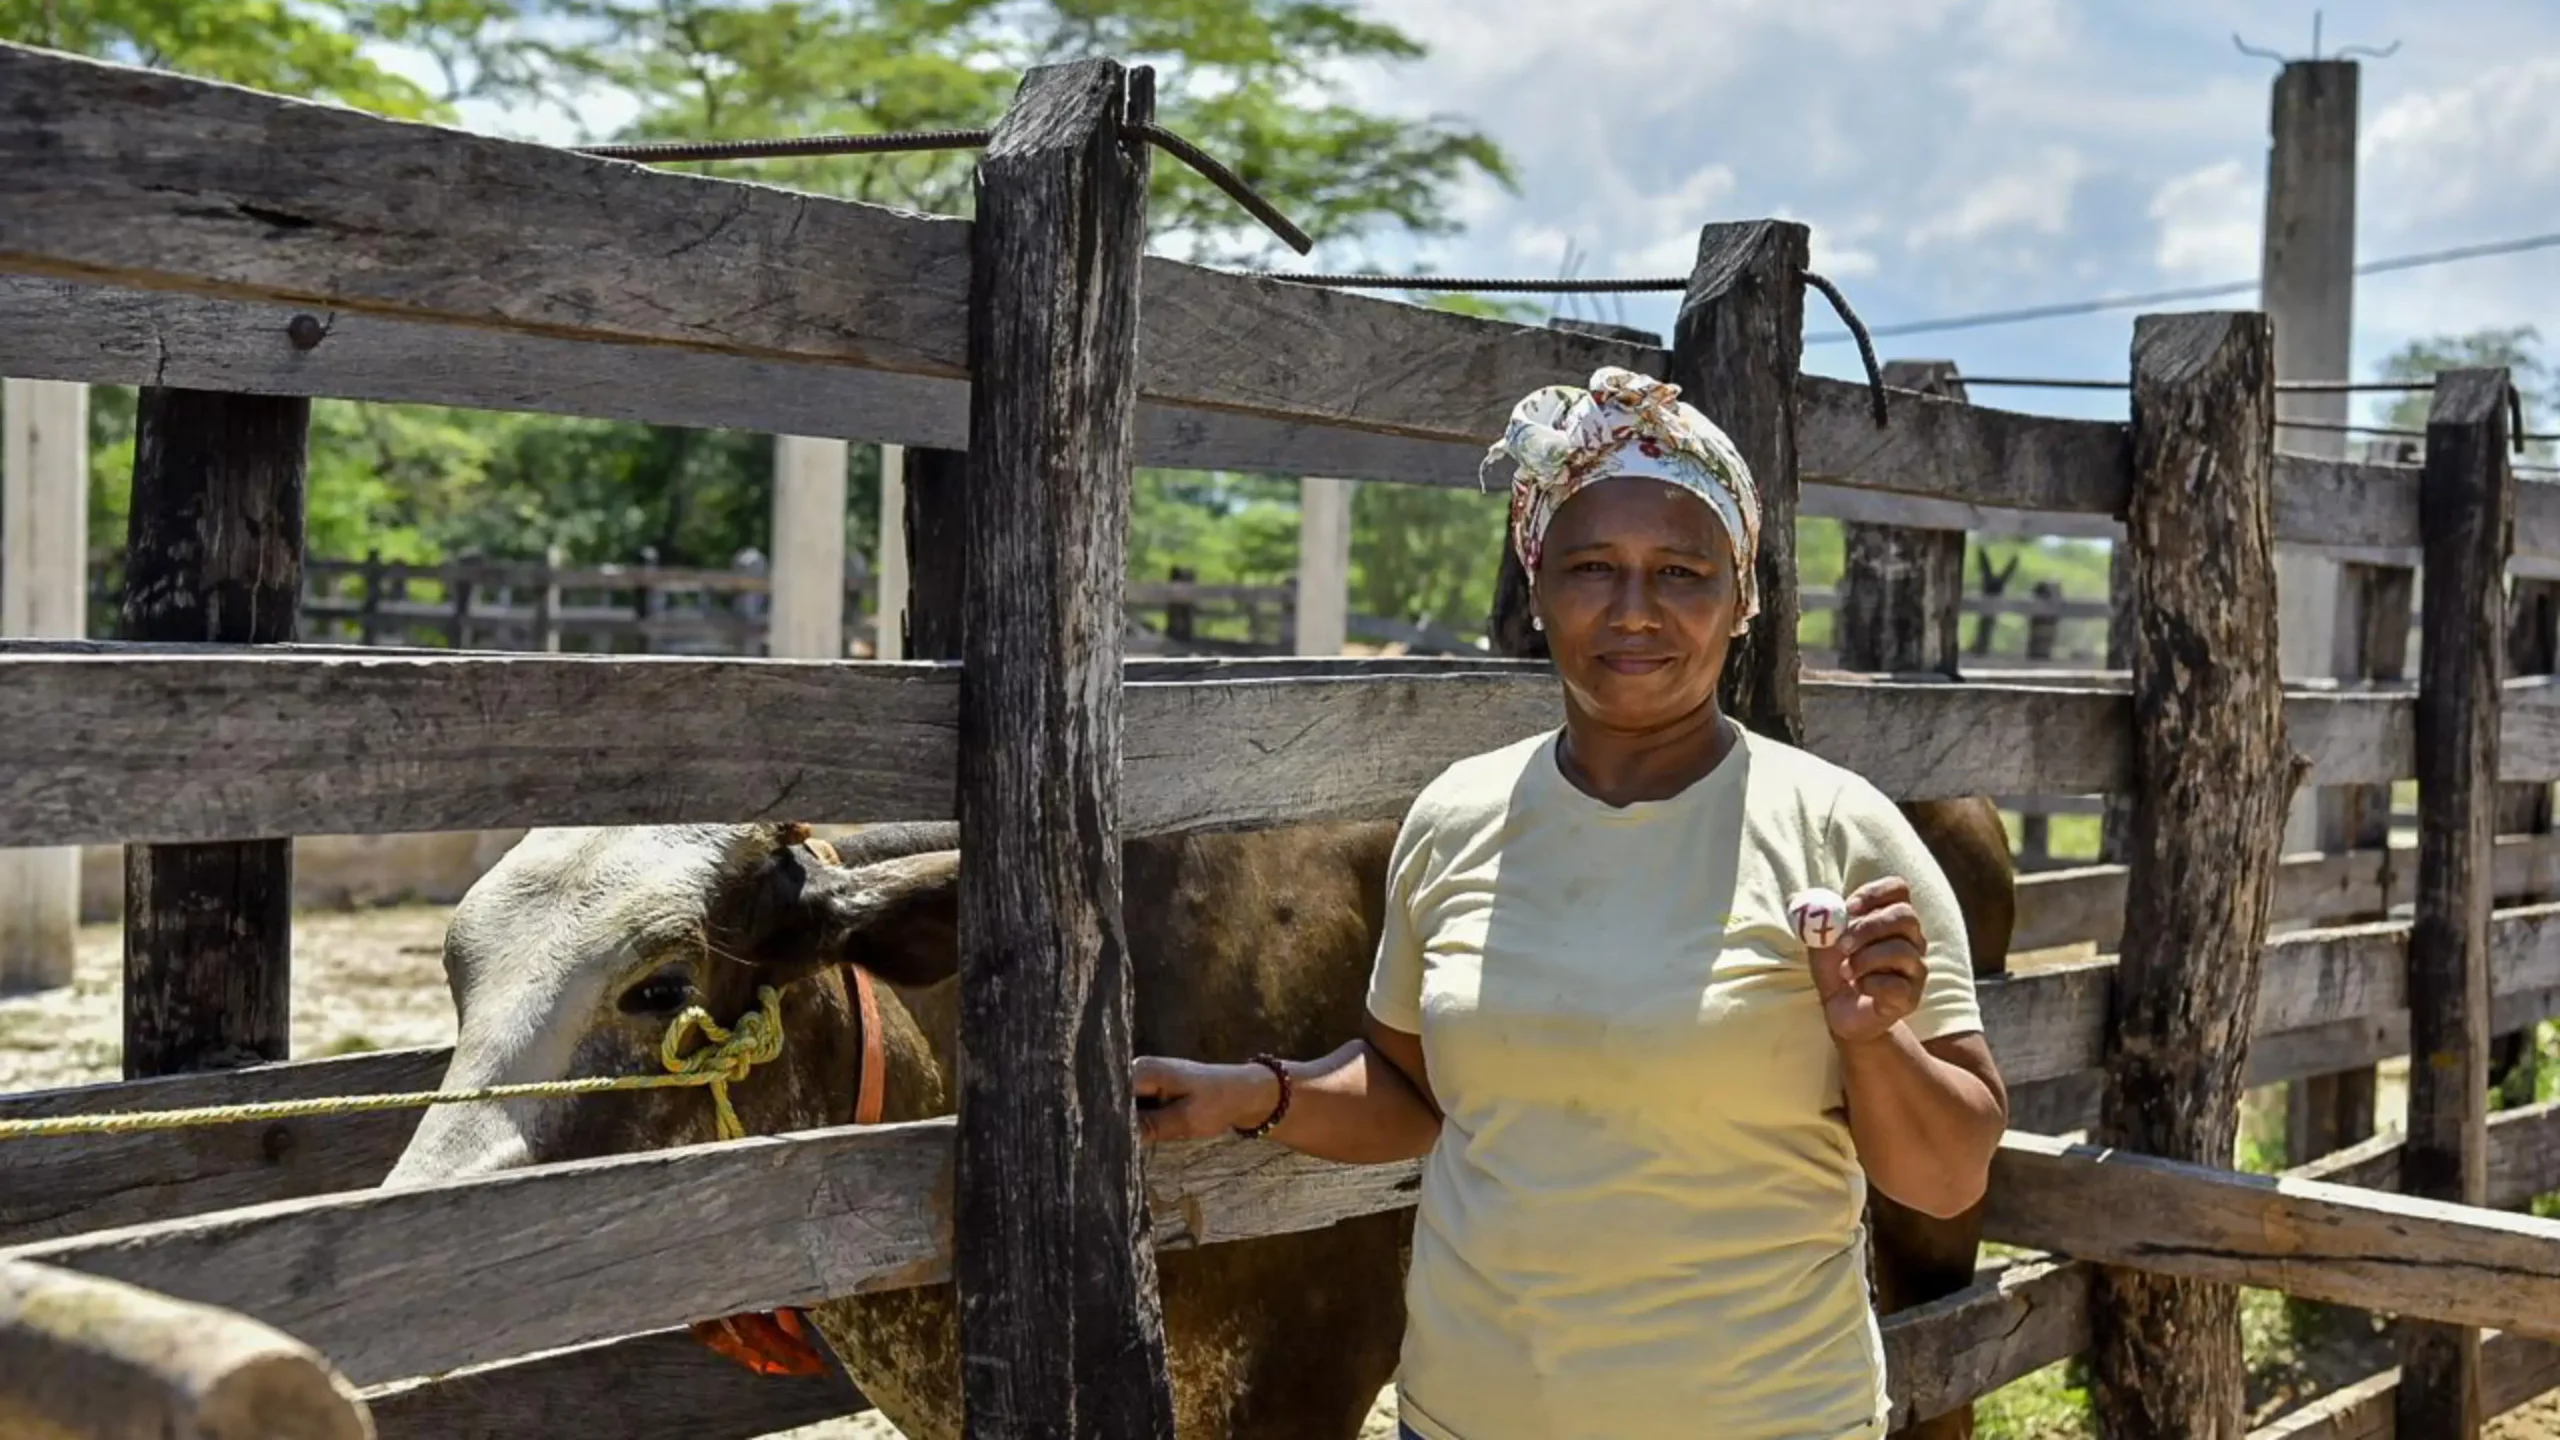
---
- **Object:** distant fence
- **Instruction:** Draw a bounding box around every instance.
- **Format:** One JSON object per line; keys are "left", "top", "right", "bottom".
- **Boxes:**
{"left": 75, "top": 552, "right": 1482, "bottom": 657}
{"left": 69, "top": 552, "right": 2115, "bottom": 661}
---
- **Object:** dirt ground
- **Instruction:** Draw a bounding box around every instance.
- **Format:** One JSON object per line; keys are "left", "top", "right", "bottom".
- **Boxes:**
{"left": 3, "top": 910, "right": 2549, "bottom": 1438}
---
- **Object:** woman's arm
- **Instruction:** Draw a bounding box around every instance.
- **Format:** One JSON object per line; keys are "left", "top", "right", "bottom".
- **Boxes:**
{"left": 1837, "top": 1027, "right": 2007, "bottom": 1218}
{"left": 1133, "top": 1013, "right": 1443, "bottom": 1165}
{"left": 1817, "top": 877, "right": 2009, "bottom": 1218}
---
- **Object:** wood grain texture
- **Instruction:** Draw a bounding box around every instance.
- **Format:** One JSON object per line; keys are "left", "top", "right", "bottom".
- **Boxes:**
{"left": 0, "top": 1120, "right": 962, "bottom": 1388}
{"left": 2093, "top": 311, "right": 2293, "bottom": 1440}
{"left": 120, "top": 387, "right": 308, "bottom": 1080}
{"left": 0, "top": 42, "right": 1654, "bottom": 453}
{"left": 1985, "top": 904, "right": 2560, "bottom": 1090}
{"left": 2011, "top": 835, "right": 2560, "bottom": 956}
{"left": 1880, "top": 1259, "right": 2089, "bottom": 1431}
{"left": 953, "top": 60, "right": 1174, "bottom": 1440}
{"left": 2493, "top": 579, "right": 2560, "bottom": 1111}
{"left": 0, "top": 649, "right": 964, "bottom": 846}
{"left": 2402, "top": 367, "right": 2518, "bottom": 1438}
{"left": 899, "top": 446, "right": 968, "bottom": 663}
{"left": 2246, "top": 1331, "right": 2560, "bottom": 1440}
{"left": 0, "top": 1116, "right": 1426, "bottom": 1394}
{"left": 1988, "top": 1131, "right": 2560, "bottom": 1342}
{"left": 0, "top": 1047, "right": 445, "bottom": 1245}
{"left": 1678, "top": 220, "right": 1807, "bottom": 739}
{"left": 1837, "top": 361, "right": 1967, "bottom": 680}
{"left": 363, "top": 1326, "right": 872, "bottom": 1440}
{"left": 9, "top": 645, "right": 2553, "bottom": 846}
{"left": 1795, "top": 370, "right": 2128, "bottom": 515}
{"left": 0, "top": 275, "right": 1498, "bottom": 488}
{"left": 0, "top": 1257, "right": 372, "bottom": 1440}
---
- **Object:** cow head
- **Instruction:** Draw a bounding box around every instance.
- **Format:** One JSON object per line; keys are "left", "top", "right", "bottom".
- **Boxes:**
{"left": 382, "top": 821, "right": 960, "bottom": 1188}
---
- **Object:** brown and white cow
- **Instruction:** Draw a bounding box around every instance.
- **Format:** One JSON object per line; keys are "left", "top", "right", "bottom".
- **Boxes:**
{"left": 383, "top": 818, "right": 1414, "bottom": 1439}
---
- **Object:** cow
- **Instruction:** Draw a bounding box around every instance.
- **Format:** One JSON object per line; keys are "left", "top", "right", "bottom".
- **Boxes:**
{"left": 383, "top": 818, "right": 1415, "bottom": 1440}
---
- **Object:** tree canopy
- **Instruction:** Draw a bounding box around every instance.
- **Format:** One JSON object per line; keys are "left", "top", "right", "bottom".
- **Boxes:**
{"left": 9, "top": 0, "right": 1529, "bottom": 638}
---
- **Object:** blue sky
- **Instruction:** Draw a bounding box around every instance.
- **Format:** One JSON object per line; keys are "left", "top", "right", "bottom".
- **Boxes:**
{"left": 428, "top": 0, "right": 2560, "bottom": 432}
{"left": 1316, "top": 0, "right": 2560, "bottom": 429}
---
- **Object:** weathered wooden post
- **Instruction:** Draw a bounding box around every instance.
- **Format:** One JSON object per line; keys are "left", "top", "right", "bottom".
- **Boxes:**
{"left": 357, "top": 549, "right": 383, "bottom": 647}
{"left": 2288, "top": 551, "right": 2413, "bottom": 1169}
{"left": 2398, "top": 366, "right": 2515, "bottom": 1440}
{"left": 2089, "top": 312, "right": 2295, "bottom": 1438}
{"left": 0, "top": 1258, "right": 373, "bottom": 1440}
{"left": 955, "top": 58, "right": 1174, "bottom": 1437}
{"left": 534, "top": 544, "right": 564, "bottom": 654}
{"left": 0, "top": 375, "right": 86, "bottom": 993}
{"left": 1838, "top": 361, "right": 1966, "bottom": 678}
{"left": 2492, "top": 571, "right": 2558, "bottom": 1108}
{"left": 1163, "top": 566, "right": 1196, "bottom": 646}
{"left": 903, "top": 447, "right": 969, "bottom": 663}
{"left": 120, "top": 387, "right": 307, "bottom": 1077}
{"left": 1676, "top": 219, "right": 1805, "bottom": 735}
{"left": 1832, "top": 357, "right": 2004, "bottom": 1440}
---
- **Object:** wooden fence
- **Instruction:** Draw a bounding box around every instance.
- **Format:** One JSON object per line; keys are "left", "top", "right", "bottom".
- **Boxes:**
{"left": 74, "top": 552, "right": 1486, "bottom": 657}
{"left": 5, "top": 37, "right": 2560, "bottom": 1440}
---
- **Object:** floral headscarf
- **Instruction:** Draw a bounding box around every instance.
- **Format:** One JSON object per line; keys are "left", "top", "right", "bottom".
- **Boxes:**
{"left": 1482, "top": 366, "right": 1761, "bottom": 637}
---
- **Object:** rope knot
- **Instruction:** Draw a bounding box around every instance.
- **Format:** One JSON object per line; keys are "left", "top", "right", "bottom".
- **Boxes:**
{"left": 661, "top": 985, "right": 787, "bottom": 1141}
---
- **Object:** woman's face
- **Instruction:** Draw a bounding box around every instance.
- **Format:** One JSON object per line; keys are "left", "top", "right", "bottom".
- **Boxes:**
{"left": 1531, "top": 478, "right": 1741, "bottom": 732}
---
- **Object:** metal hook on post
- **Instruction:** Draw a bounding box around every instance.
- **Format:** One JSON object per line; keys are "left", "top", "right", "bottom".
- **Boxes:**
{"left": 2235, "top": 9, "right": 2400, "bottom": 66}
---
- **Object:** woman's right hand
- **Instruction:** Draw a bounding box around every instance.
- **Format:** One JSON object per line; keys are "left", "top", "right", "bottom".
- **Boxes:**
{"left": 1132, "top": 1056, "right": 1281, "bottom": 1143}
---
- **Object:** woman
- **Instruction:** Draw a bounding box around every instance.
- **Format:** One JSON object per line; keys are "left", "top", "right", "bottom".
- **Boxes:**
{"left": 1134, "top": 367, "right": 2008, "bottom": 1440}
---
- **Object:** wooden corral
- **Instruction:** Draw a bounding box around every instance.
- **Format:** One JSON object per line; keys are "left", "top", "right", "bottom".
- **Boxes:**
{"left": 5, "top": 34, "right": 2560, "bottom": 1440}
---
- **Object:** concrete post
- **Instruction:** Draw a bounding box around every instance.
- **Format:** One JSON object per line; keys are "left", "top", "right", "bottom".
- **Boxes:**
{"left": 1295, "top": 476, "right": 1353, "bottom": 656}
{"left": 2261, "top": 58, "right": 2360, "bottom": 856}
{"left": 1, "top": 378, "right": 88, "bottom": 992}
{"left": 768, "top": 434, "right": 848, "bottom": 659}
{"left": 875, "top": 443, "right": 909, "bottom": 661}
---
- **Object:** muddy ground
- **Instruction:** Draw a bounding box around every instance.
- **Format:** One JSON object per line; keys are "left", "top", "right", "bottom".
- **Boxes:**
{"left": 3, "top": 909, "right": 2550, "bottom": 1438}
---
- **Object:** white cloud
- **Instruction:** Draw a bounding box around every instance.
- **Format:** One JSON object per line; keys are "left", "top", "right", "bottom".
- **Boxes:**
{"left": 1905, "top": 146, "right": 2091, "bottom": 247}
{"left": 2148, "top": 159, "right": 2259, "bottom": 278}
{"left": 2361, "top": 57, "right": 2560, "bottom": 243}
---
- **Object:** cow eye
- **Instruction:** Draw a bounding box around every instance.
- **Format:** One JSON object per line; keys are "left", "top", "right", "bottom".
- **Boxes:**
{"left": 619, "top": 970, "right": 697, "bottom": 1016}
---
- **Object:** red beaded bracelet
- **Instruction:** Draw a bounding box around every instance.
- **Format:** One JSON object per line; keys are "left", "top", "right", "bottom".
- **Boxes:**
{"left": 1235, "top": 1053, "right": 1292, "bottom": 1139}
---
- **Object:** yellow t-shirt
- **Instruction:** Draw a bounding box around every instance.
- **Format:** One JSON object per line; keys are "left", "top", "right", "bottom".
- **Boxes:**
{"left": 1366, "top": 722, "right": 1984, "bottom": 1440}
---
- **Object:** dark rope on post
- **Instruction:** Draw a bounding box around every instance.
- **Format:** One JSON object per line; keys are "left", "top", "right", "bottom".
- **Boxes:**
{"left": 1800, "top": 270, "right": 1887, "bottom": 429}
{"left": 2512, "top": 381, "right": 2529, "bottom": 454}
{"left": 1121, "top": 121, "right": 1311, "bottom": 255}
{"left": 574, "top": 129, "right": 994, "bottom": 162}
{"left": 571, "top": 120, "right": 1317, "bottom": 255}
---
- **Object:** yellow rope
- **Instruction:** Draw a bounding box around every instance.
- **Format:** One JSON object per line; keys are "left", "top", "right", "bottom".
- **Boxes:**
{"left": 0, "top": 986, "right": 788, "bottom": 1144}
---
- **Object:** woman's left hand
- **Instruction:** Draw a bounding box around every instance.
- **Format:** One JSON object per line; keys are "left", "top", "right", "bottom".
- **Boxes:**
{"left": 1807, "top": 877, "right": 1929, "bottom": 1047}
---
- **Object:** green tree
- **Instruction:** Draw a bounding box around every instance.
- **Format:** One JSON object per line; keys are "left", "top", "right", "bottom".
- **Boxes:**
{"left": 533, "top": 0, "right": 1512, "bottom": 265}
{"left": 12, "top": 0, "right": 1520, "bottom": 592}
{"left": 2376, "top": 326, "right": 2558, "bottom": 463}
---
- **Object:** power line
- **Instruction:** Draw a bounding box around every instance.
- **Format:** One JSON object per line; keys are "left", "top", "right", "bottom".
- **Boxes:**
{"left": 1804, "top": 230, "right": 2560, "bottom": 345}
{"left": 1954, "top": 377, "right": 2437, "bottom": 393}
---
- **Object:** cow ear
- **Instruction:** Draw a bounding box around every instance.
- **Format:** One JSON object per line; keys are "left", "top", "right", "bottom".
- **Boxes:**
{"left": 756, "top": 847, "right": 961, "bottom": 990}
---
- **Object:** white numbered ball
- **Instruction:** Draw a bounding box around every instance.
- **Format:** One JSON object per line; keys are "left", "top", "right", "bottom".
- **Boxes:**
{"left": 1788, "top": 887, "right": 1849, "bottom": 950}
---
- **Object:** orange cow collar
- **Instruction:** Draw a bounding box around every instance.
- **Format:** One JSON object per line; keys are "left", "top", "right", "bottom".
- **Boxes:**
{"left": 692, "top": 835, "right": 886, "bottom": 1381}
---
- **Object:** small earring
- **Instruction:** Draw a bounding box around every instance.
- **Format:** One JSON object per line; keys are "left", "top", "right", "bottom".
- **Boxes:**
{"left": 1531, "top": 614, "right": 1545, "bottom": 632}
